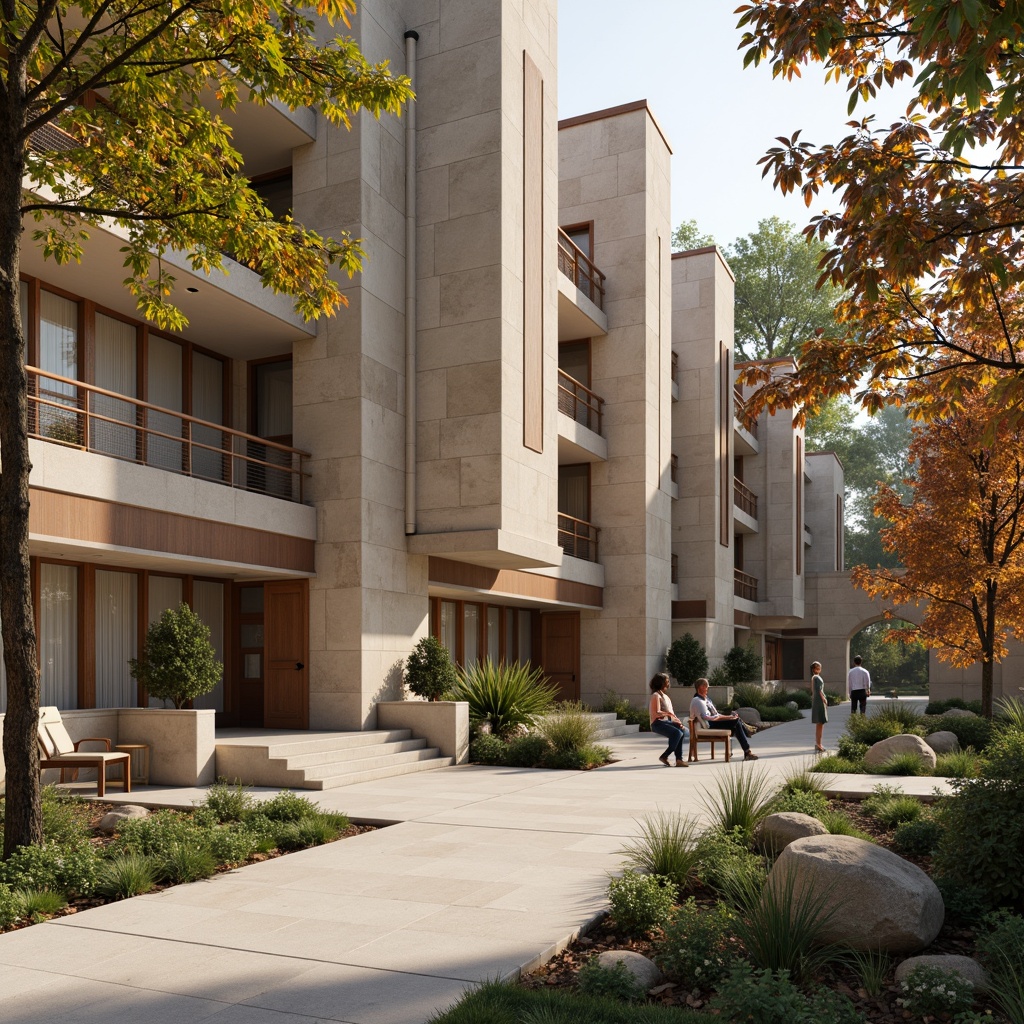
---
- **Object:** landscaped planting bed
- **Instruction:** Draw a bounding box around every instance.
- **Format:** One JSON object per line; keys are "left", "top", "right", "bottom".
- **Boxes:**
{"left": 0, "top": 782, "right": 372, "bottom": 932}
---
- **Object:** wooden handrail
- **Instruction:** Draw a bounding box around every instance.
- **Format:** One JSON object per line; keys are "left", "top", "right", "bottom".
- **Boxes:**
{"left": 557, "top": 369, "right": 604, "bottom": 435}
{"left": 557, "top": 228, "right": 606, "bottom": 310}
{"left": 734, "top": 478, "right": 758, "bottom": 518}
{"left": 27, "top": 366, "right": 309, "bottom": 503}
{"left": 557, "top": 512, "right": 600, "bottom": 563}
{"left": 734, "top": 568, "right": 758, "bottom": 602}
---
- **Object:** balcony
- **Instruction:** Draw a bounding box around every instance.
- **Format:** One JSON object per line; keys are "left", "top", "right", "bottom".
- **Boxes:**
{"left": 734, "top": 479, "right": 758, "bottom": 518}
{"left": 734, "top": 387, "right": 759, "bottom": 456}
{"left": 558, "top": 513, "right": 600, "bottom": 563}
{"left": 28, "top": 367, "right": 308, "bottom": 503}
{"left": 557, "top": 229, "right": 608, "bottom": 341}
{"left": 671, "top": 350, "right": 679, "bottom": 402}
{"left": 557, "top": 370, "right": 608, "bottom": 463}
{"left": 734, "top": 568, "right": 758, "bottom": 602}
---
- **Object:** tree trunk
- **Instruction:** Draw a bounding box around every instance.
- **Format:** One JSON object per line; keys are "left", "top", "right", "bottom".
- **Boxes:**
{"left": 0, "top": 71, "right": 42, "bottom": 857}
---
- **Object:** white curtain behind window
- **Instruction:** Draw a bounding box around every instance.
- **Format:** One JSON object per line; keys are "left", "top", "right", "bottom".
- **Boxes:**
{"left": 146, "top": 334, "right": 183, "bottom": 471}
{"left": 94, "top": 314, "right": 137, "bottom": 460}
{"left": 191, "top": 352, "right": 224, "bottom": 482}
{"left": 439, "top": 601, "right": 457, "bottom": 663}
{"left": 95, "top": 570, "right": 137, "bottom": 708}
{"left": 487, "top": 606, "right": 500, "bottom": 664}
{"left": 191, "top": 581, "right": 224, "bottom": 712}
{"left": 464, "top": 604, "right": 479, "bottom": 668}
{"left": 38, "top": 291, "right": 78, "bottom": 441}
{"left": 40, "top": 563, "right": 77, "bottom": 709}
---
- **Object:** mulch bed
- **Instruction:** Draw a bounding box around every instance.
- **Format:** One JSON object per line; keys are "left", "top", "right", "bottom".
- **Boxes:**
{"left": 522, "top": 800, "right": 1000, "bottom": 1022}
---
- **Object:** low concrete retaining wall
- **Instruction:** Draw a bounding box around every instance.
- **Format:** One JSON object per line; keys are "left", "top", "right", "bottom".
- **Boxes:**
{"left": 376, "top": 700, "right": 470, "bottom": 764}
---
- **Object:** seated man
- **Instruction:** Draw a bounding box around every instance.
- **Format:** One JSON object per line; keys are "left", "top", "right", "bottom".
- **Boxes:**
{"left": 689, "top": 677, "right": 758, "bottom": 760}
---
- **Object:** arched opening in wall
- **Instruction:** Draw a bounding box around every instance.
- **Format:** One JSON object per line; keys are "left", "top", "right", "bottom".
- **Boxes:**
{"left": 848, "top": 618, "right": 928, "bottom": 697}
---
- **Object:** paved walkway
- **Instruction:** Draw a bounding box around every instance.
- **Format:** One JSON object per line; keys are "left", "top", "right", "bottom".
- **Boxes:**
{"left": 0, "top": 699, "right": 946, "bottom": 1024}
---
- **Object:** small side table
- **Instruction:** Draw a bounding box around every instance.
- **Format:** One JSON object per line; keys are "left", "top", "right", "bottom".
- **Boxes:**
{"left": 115, "top": 743, "right": 151, "bottom": 786}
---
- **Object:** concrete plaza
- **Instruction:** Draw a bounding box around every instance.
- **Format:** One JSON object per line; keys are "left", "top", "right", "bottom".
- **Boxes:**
{"left": 0, "top": 700, "right": 945, "bottom": 1024}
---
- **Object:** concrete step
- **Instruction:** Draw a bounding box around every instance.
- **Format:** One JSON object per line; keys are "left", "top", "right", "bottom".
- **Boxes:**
{"left": 281, "top": 737, "right": 428, "bottom": 770}
{"left": 298, "top": 745, "right": 444, "bottom": 781}
{"left": 592, "top": 721, "right": 641, "bottom": 740}
{"left": 257, "top": 729, "right": 415, "bottom": 758}
{"left": 309, "top": 754, "right": 456, "bottom": 790}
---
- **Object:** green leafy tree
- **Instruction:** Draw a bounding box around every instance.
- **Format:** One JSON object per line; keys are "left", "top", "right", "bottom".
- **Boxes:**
{"left": 129, "top": 604, "right": 222, "bottom": 710}
{"left": 0, "top": 1, "right": 410, "bottom": 856}
{"left": 729, "top": 217, "right": 842, "bottom": 362}
{"left": 667, "top": 633, "right": 708, "bottom": 687}
{"left": 671, "top": 219, "right": 716, "bottom": 252}
{"left": 404, "top": 636, "right": 458, "bottom": 702}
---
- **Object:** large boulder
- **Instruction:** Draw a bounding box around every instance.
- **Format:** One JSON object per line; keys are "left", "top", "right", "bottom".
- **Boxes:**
{"left": 925, "top": 731, "right": 960, "bottom": 755}
{"left": 736, "top": 706, "right": 763, "bottom": 727}
{"left": 864, "top": 733, "right": 937, "bottom": 771}
{"left": 757, "top": 812, "right": 828, "bottom": 854}
{"left": 894, "top": 954, "right": 988, "bottom": 992}
{"left": 96, "top": 804, "right": 150, "bottom": 834}
{"left": 770, "top": 834, "right": 944, "bottom": 954}
{"left": 594, "top": 950, "right": 662, "bottom": 989}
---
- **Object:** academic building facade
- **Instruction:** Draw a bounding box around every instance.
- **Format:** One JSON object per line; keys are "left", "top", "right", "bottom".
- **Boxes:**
{"left": 0, "top": 0, "right": 845, "bottom": 732}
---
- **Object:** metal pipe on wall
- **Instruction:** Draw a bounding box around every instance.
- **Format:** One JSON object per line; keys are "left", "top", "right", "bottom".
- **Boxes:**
{"left": 404, "top": 30, "right": 418, "bottom": 536}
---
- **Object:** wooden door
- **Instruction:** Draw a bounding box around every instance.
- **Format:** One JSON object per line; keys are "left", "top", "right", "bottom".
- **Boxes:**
{"left": 540, "top": 611, "right": 580, "bottom": 701}
{"left": 264, "top": 580, "right": 309, "bottom": 729}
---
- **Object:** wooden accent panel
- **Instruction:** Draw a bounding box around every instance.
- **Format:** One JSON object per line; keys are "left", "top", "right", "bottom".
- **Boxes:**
{"left": 429, "top": 556, "right": 602, "bottom": 609}
{"left": 672, "top": 600, "right": 707, "bottom": 620}
{"left": 523, "top": 50, "right": 544, "bottom": 454}
{"left": 734, "top": 610, "right": 752, "bottom": 628}
{"left": 780, "top": 627, "right": 818, "bottom": 637}
{"left": 264, "top": 580, "right": 308, "bottom": 729}
{"left": 796, "top": 435, "right": 803, "bottom": 576}
{"left": 29, "top": 488, "right": 314, "bottom": 572}
{"left": 720, "top": 341, "right": 730, "bottom": 547}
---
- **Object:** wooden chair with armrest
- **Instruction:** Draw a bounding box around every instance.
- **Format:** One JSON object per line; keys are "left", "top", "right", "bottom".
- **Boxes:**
{"left": 37, "top": 706, "right": 131, "bottom": 797}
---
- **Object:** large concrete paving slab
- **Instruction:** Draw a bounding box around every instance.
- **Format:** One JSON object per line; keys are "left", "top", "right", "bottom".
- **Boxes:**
{"left": 0, "top": 698, "right": 950, "bottom": 1023}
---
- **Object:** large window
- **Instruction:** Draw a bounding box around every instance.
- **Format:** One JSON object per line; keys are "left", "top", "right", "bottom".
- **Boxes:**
{"left": 94, "top": 570, "right": 138, "bottom": 708}
{"left": 430, "top": 598, "right": 532, "bottom": 670}
{"left": 39, "top": 563, "right": 78, "bottom": 709}
{"left": 93, "top": 313, "right": 138, "bottom": 459}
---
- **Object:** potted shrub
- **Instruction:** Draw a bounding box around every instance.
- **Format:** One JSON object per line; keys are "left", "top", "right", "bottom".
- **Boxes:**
{"left": 404, "top": 635, "right": 458, "bottom": 702}
{"left": 130, "top": 603, "right": 222, "bottom": 708}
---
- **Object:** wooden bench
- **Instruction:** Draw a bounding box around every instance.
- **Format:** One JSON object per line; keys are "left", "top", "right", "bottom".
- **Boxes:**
{"left": 688, "top": 717, "right": 732, "bottom": 762}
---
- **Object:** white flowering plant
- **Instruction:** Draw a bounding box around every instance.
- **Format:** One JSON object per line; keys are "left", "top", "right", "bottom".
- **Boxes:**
{"left": 898, "top": 964, "right": 975, "bottom": 1017}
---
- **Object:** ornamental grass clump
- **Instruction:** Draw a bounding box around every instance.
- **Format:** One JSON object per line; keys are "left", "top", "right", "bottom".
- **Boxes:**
{"left": 842, "top": 948, "right": 891, "bottom": 998}
{"left": 872, "top": 700, "right": 924, "bottom": 732}
{"left": 598, "top": 691, "right": 650, "bottom": 731}
{"left": 620, "top": 811, "right": 702, "bottom": 896}
{"left": 536, "top": 701, "right": 599, "bottom": 752}
{"left": 451, "top": 659, "right": 558, "bottom": 738}
{"left": 873, "top": 751, "right": 931, "bottom": 777}
{"left": 157, "top": 841, "right": 217, "bottom": 884}
{"left": 700, "top": 765, "right": 775, "bottom": 844}
{"left": 975, "top": 910, "right": 1024, "bottom": 1024}
{"left": 94, "top": 853, "right": 158, "bottom": 900}
{"left": 861, "top": 787, "right": 924, "bottom": 829}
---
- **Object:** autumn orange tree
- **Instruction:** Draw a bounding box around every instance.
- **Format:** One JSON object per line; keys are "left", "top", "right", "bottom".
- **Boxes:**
{"left": 734, "top": 1, "right": 1024, "bottom": 422}
{"left": 0, "top": 1, "right": 410, "bottom": 856}
{"left": 854, "top": 386, "right": 1024, "bottom": 718}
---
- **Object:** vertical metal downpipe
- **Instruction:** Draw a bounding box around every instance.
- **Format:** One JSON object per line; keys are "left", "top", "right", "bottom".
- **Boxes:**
{"left": 404, "top": 30, "right": 418, "bottom": 536}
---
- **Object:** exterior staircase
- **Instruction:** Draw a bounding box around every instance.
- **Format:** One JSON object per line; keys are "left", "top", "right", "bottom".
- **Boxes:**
{"left": 589, "top": 712, "right": 642, "bottom": 741}
{"left": 214, "top": 729, "right": 453, "bottom": 791}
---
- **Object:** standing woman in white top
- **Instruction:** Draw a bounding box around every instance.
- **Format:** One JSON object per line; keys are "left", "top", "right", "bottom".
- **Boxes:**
{"left": 649, "top": 672, "right": 689, "bottom": 767}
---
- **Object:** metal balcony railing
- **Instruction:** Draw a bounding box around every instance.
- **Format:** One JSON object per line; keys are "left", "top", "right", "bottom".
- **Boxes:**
{"left": 557, "top": 369, "right": 605, "bottom": 435}
{"left": 27, "top": 367, "right": 309, "bottom": 502}
{"left": 557, "top": 513, "right": 600, "bottom": 563}
{"left": 557, "top": 228, "right": 606, "bottom": 310}
{"left": 734, "top": 478, "right": 758, "bottom": 518}
{"left": 734, "top": 568, "right": 758, "bottom": 602}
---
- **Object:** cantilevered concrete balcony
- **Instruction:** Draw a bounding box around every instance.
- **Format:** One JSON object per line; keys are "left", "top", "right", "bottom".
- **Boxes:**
{"left": 557, "top": 370, "right": 608, "bottom": 463}
{"left": 734, "top": 389, "right": 759, "bottom": 456}
{"left": 557, "top": 229, "right": 608, "bottom": 341}
{"left": 734, "top": 478, "right": 759, "bottom": 534}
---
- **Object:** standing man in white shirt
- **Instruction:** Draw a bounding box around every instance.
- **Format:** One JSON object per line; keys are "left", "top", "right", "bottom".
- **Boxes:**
{"left": 847, "top": 655, "right": 871, "bottom": 715}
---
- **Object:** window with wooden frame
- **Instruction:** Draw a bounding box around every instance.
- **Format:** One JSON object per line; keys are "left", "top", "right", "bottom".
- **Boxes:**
{"left": 429, "top": 597, "right": 533, "bottom": 670}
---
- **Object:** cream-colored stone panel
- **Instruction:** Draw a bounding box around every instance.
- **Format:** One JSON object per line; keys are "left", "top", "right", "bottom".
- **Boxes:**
{"left": 416, "top": 40, "right": 502, "bottom": 131}
{"left": 433, "top": 210, "right": 502, "bottom": 276}
{"left": 449, "top": 152, "right": 502, "bottom": 218}
{"left": 439, "top": 264, "right": 503, "bottom": 325}
{"left": 417, "top": 457, "right": 461, "bottom": 509}
{"left": 417, "top": 109, "right": 502, "bottom": 170}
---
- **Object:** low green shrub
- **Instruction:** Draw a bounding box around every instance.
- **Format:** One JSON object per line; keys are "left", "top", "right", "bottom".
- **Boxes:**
{"left": 598, "top": 691, "right": 650, "bottom": 731}
{"left": 255, "top": 790, "right": 321, "bottom": 823}
{"left": 733, "top": 682, "right": 770, "bottom": 709}
{"left": 469, "top": 733, "right": 508, "bottom": 765}
{"left": 94, "top": 853, "right": 158, "bottom": 900}
{"left": 766, "top": 688, "right": 812, "bottom": 710}
{"left": 933, "top": 728, "right": 1024, "bottom": 905}
{"left": 541, "top": 743, "right": 611, "bottom": 770}
{"left": 934, "top": 748, "right": 981, "bottom": 779}
{"left": 825, "top": 690, "right": 845, "bottom": 706}
{"left": 18, "top": 888, "right": 66, "bottom": 921}
{"left": 758, "top": 705, "right": 803, "bottom": 723}
{"left": 108, "top": 809, "right": 209, "bottom": 857}
{"left": 927, "top": 713, "right": 994, "bottom": 752}
{"left": 845, "top": 714, "right": 905, "bottom": 745}
{"left": 872, "top": 700, "right": 924, "bottom": 731}
{"left": 606, "top": 870, "right": 675, "bottom": 933}
{"left": 926, "top": 698, "right": 983, "bottom": 716}
{"left": 837, "top": 735, "right": 869, "bottom": 762}
{"left": 818, "top": 808, "right": 874, "bottom": 841}
{"left": 693, "top": 826, "right": 766, "bottom": 893}
{"left": 40, "top": 787, "right": 92, "bottom": 846}
{"left": 202, "top": 779, "right": 253, "bottom": 822}
{"left": 872, "top": 752, "right": 931, "bottom": 777}
{"left": 621, "top": 812, "right": 702, "bottom": 896}
{"left": 934, "top": 876, "right": 993, "bottom": 922}
{"left": 658, "top": 897, "right": 735, "bottom": 987}
{"left": 576, "top": 956, "right": 648, "bottom": 1003}
{"left": 811, "top": 755, "right": 864, "bottom": 774}
{"left": 0, "top": 884, "right": 23, "bottom": 929}
{"left": 892, "top": 817, "right": 942, "bottom": 856}
{"left": 157, "top": 842, "right": 217, "bottom": 884}
{"left": 0, "top": 841, "right": 99, "bottom": 897}
{"left": 975, "top": 910, "right": 1024, "bottom": 1024}
{"left": 206, "top": 823, "right": 262, "bottom": 865}
{"left": 710, "top": 964, "right": 862, "bottom": 1024}
{"left": 503, "top": 733, "right": 551, "bottom": 767}
{"left": 275, "top": 814, "right": 343, "bottom": 850}
{"left": 898, "top": 963, "right": 976, "bottom": 1017}
{"left": 861, "top": 788, "right": 923, "bottom": 829}
{"left": 768, "top": 788, "right": 830, "bottom": 819}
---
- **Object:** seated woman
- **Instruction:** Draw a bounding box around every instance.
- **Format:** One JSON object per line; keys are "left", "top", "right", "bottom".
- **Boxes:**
{"left": 689, "top": 677, "right": 758, "bottom": 760}
{"left": 648, "top": 672, "right": 688, "bottom": 767}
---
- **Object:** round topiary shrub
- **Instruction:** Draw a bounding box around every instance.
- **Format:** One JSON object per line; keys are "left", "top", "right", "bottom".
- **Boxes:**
{"left": 404, "top": 635, "right": 458, "bottom": 701}
{"left": 666, "top": 633, "right": 708, "bottom": 687}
